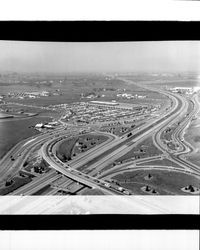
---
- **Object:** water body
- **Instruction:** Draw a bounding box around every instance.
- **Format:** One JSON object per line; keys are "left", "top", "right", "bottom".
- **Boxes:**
{"left": 0, "top": 116, "right": 52, "bottom": 159}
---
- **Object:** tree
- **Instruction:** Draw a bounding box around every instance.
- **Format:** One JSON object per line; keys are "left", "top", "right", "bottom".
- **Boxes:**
{"left": 5, "top": 179, "right": 13, "bottom": 187}
{"left": 145, "top": 186, "right": 150, "bottom": 192}
{"left": 188, "top": 185, "right": 195, "bottom": 192}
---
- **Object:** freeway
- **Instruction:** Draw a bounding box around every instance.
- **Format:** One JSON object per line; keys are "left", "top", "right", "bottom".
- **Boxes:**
{"left": 38, "top": 77, "right": 186, "bottom": 196}
{"left": 175, "top": 94, "right": 200, "bottom": 154}
{"left": 10, "top": 170, "right": 61, "bottom": 195}
{"left": 155, "top": 94, "right": 192, "bottom": 155}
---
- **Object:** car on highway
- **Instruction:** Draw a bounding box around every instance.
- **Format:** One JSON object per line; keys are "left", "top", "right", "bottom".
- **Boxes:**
{"left": 10, "top": 156, "right": 15, "bottom": 161}
{"left": 123, "top": 190, "right": 131, "bottom": 195}
{"left": 104, "top": 183, "right": 111, "bottom": 188}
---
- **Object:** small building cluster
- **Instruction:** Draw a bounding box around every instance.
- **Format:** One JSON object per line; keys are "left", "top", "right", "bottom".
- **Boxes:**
{"left": 117, "top": 93, "right": 146, "bottom": 99}
{"left": 7, "top": 91, "right": 51, "bottom": 100}
{"left": 168, "top": 86, "right": 200, "bottom": 95}
{"left": 35, "top": 121, "right": 59, "bottom": 129}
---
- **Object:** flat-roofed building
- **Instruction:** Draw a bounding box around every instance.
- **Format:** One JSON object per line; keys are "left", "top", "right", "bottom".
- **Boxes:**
{"left": 90, "top": 100, "right": 119, "bottom": 106}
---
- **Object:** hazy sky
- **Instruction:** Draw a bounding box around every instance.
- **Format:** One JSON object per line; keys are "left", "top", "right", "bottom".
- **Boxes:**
{"left": 0, "top": 41, "right": 200, "bottom": 73}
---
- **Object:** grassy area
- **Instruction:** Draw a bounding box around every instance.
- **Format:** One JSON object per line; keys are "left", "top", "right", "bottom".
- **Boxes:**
{"left": 100, "top": 123, "right": 145, "bottom": 137}
{"left": 112, "top": 169, "right": 200, "bottom": 195}
{"left": 74, "top": 134, "right": 108, "bottom": 155}
{"left": 116, "top": 137, "right": 162, "bottom": 163}
{"left": 186, "top": 154, "right": 200, "bottom": 167}
{"left": 24, "top": 158, "right": 51, "bottom": 174}
{"left": 0, "top": 176, "right": 32, "bottom": 195}
{"left": 56, "top": 137, "right": 78, "bottom": 162}
{"left": 57, "top": 134, "right": 108, "bottom": 161}
{"left": 80, "top": 187, "right": 105, "bottom": 195}
{"left": 100, "top": 125, "right": 132, "bottom": 136}
{"left": 160, "top": 126, "right": 176, "bottom": 141}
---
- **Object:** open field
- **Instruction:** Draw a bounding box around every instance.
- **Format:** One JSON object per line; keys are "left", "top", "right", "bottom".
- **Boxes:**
{"left": 112, "top": 169, "right": 200, "bottom": 195}
{"left": 1, "top": 74, "right": 168, "bottom": 107}
{"left": 124, "top": 73, "right": 199, "bottom": 88}
{"left": 186, "top": 154, "right": 200, "bottom": 167}
{"left": 184, "top": 117, "right": 200, "bottom": 148}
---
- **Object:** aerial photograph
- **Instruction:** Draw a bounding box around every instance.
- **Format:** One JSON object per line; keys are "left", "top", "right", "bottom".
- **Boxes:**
{"left": 0, "top": 40, "right": 200, "bottom": 206}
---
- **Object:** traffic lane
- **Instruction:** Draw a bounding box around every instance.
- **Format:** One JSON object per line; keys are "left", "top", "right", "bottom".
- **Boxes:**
{"left": 10, "top": 170, "right": 59, "bottom": 195}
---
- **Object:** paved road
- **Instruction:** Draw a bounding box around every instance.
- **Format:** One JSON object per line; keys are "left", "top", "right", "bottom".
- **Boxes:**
{"left": 10, "top": 170, "right": 61, "bottom": 195}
